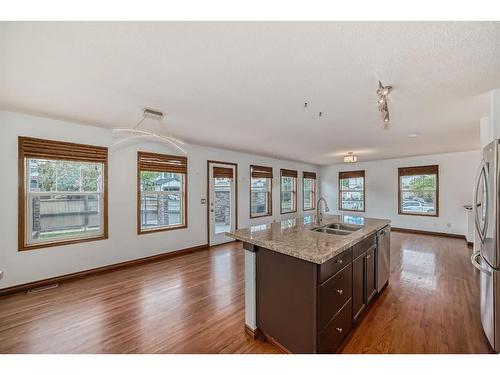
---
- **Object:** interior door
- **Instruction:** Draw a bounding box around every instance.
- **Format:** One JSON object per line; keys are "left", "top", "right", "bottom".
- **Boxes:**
{"left": 208, "top": 162, "right": 237, "bottom": 246}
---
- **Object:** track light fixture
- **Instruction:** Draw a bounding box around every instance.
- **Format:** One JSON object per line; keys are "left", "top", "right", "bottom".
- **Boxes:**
{"left": 377, "top": 81, "right": 392, "bottom": 127}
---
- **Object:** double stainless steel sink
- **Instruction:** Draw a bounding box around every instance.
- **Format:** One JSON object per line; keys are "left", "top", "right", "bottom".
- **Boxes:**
{"left": 311, "top": 223, "right": 363, "bottom": 236}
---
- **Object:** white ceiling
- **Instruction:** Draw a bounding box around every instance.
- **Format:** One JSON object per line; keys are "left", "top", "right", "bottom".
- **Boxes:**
{"left": 1, "top": 22, "right": 499, "bottom": 165}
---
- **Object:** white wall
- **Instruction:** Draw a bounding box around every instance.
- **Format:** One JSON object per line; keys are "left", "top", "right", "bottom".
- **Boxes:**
{"left": 320, "top": 150, "right": 480, "bottom": 236}
{"left": 0, "top": 111, "right": 319, "bottom": 289}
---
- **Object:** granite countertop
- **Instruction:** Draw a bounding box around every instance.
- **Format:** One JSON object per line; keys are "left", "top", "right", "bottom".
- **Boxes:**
{"left": 226, "top": 214, "right": 390, "bottom": 264}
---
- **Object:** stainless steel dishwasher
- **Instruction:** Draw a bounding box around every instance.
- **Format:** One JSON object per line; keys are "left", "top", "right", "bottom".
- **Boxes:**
{"left": 377, "top": 225, "right": 390, "bottom": 292}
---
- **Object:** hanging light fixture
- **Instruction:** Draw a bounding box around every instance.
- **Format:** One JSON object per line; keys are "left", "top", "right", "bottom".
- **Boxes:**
{"left": 112, "top": 108, "right": 186, "bottom": 154}
{"left": 377, "top": 81, "right": 392, "bottom": 127}
{"left": 344, "top": 152, "right": 358, "bottom": 163}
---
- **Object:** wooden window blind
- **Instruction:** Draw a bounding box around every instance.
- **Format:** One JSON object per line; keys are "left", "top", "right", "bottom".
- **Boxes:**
{"left": 19, "top": 136, "right": 108, "bottom": 163}
{"left": 339, "top": 170, "right": 365, "bottom": 179}
{"left": 281, "top": 169, "right": 298, "bottom": 178}
{"left": 138, "top": 151, "right": 187, "bottom": 174}
{"left": 213, "top": 167, "right": 234, "bottom": 179}
{"left": 250, "top": 165, "right": 273, "bottom": 179}
{"left": 303, "top": 171, "right": 317, "bottom": 179}
{"left": 398, "top": 165, "right": 438, "bottom": 176}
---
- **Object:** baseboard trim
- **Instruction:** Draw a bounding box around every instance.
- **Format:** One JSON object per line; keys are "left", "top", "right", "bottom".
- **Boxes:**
{"left": 259, "top": 330, "right": 291, "bottom": 354}
{"left": 0, "top": 243, "right": 209, "bottom": 296}
{"left": 244, "top": 324, "right": 261, "bottom": 339}
{"left": 391, "top": 227, "right": 466, "bottom": 240}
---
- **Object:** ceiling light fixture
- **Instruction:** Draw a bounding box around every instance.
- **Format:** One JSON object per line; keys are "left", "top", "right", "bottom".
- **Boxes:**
{"left": 377, "top": 81, "right": 392, "bottom": 128}
{"left": 112, "top": 108, "right": 186, "bottom": 154}
{"left": 344, "top": 152, "right": 358, "bottom": 163}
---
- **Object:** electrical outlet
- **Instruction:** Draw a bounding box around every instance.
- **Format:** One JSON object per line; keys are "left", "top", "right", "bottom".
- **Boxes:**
{"left": 201, "top": 198, "right": 207, "bottom": 204}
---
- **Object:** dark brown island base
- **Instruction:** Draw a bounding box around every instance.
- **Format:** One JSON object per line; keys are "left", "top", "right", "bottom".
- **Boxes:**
{"left": 228, "top": 214, "right": 390, "bottom": 354}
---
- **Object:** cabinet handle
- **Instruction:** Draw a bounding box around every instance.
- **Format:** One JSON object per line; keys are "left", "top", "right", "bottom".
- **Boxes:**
{"left": 336, "top": 328, "right": 343, "bottom": 334}
{"left": 336, "top": 259, "right": 343, "bottom": 264}
{"left": 335, "top": 289, "right": 343, "bottom": 295}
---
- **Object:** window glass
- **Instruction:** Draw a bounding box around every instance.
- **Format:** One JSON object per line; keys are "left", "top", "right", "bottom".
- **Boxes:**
{"left": 139, "top": 171, "right": 185, "bottom": 230}
{"left": 339, "top": 174, "right": 365, "bottom": 211}
{"left": 399, "top": 174, "right": 437, "bottom": 215}
{"left": 303, "top": 177, "right": 316, "bottom": 210}
{"left": 251, "top": 177, "right": 271, "bottom": 217}
{"left": 26, "top": 159, "right": 104, "bottom": 244}
{"left": 281, "top": 175, "right": 297, "bottom": 213}
{"left": 214, "top": 177, "right": 232, "bottom": 234}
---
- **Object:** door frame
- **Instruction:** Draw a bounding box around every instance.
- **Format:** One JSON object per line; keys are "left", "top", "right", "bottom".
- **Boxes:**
{"left": 207, "top": 160, "right": 238, "bottom": 246}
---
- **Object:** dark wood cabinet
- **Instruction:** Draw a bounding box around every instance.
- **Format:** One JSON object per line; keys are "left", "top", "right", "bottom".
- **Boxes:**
{"left": 352, "top": 253, "right": 366, "bottom": 322}
{"left": 318, "top": 300, "right": 352, "bottom": 353}
{"left": 366, "top": 245, "right": 377, "bottom": 304}
{"left": 318, "top": 263, "right": 352, "bottom": 330}
{"left": 352, "top": 238, "right": 377, "bottom": 323}
{"left": 253, "top": 231, "right": 385, "bottom": 353}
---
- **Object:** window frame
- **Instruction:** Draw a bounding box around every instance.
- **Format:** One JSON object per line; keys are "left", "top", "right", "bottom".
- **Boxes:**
{"left": 398, "top": 165, "right": 439, "bottom": 217}
{"left": 280, "top": 169, "right": 298, "bottom": 214}
{"left": 302, "top": 171, "right": 317, "bottom": 211}
{"left": 249, "top": 165, "right": 273, "bottom": 219}
{"left": 338, "top": 170, "right": 366, "bottom": 212}
{"left": 18, "top": 137, "right": 108, "bottom": 251}
{"left": 137, "top": 151, "right": 188, "bottom": 235}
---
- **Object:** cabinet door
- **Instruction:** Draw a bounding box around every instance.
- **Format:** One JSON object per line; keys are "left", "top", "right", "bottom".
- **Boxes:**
{"left": 366, "top": 246, "right": 377, "bottom": 304}
{"left": 352, "top": 254, "right": 366, "bottom": 322}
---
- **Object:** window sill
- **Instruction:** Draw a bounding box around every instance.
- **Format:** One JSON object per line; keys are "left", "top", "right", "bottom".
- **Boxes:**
{"left": 339, "top": 208, "right": 366, "bottom": 213}
{"left": 138, "top": 224, "right": 187, "bottom": 235}
{"left": 250, "top": 213, "right": 272, "bottom": 219}
{"left": 398, "top": 211, "right": 438, "bottom": 217}
{"left": 19, "top": 234, "right": 108, "bottom": 252}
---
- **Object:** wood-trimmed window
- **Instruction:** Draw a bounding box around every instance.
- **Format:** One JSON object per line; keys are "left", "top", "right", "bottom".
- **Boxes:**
{"left": 303, "top": 171, "right": 317, "bottom": 211}
{"left": 137, "top": 151, "right": 188, "bottom": 234}
{"left": 250, "top": 165, "right": 273, "bottom": 218}
{"left": 339, "top": 170, "right": 365, "bottom": 212}
{"left": 280, "top": 169, "right": 297, "bottom": 214}
{"left": 398, "top": 165, "right": 439, "bottom": 217}
{"left": 18, "top": 136, "right": 108, "bottom": 251}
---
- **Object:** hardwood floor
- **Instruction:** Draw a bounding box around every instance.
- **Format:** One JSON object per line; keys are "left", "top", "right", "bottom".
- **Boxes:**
{"left": 0, "top": 232, "right": 493, "bottom": 354}
{"left": 341, "top": 232, "right": 492, "bottom": 354}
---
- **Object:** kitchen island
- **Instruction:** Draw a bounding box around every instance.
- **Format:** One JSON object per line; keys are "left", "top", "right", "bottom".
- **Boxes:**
{"left": 226, "top": 214, "right": 390, "bottom": 353}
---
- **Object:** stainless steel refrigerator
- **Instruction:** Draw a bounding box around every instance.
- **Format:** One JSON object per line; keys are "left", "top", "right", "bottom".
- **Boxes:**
{"left": 472, "top": 139, "right": 500, "bottom": 353}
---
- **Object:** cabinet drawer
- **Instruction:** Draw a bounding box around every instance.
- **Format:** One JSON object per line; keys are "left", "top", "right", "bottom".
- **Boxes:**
{"left": 353, "top": 234, "right": 376, "bottom": 259}
{"left": 318, "top": 263, "right": 352, "bottom": 330}
{"left": 318, "top": 299, "right": 352, "bottom": 353}
{"left": 319, "top": 247, "right": 352, "bottom": 284}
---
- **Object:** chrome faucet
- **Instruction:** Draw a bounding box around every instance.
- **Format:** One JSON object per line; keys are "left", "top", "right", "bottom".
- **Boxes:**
{"left": 316, "top": 197, "right": 330, "bottom": 225}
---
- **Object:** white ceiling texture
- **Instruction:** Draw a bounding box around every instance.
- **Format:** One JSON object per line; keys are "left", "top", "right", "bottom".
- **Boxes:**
{"left": 1, "top": 22, "right": 499, "bottom": 165}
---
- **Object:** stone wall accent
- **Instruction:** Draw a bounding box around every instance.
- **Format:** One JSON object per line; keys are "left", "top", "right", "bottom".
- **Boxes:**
{"left": 215, "top": 191, "right": 231, "bottom": 224}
